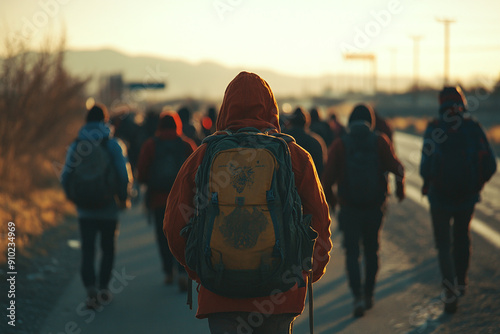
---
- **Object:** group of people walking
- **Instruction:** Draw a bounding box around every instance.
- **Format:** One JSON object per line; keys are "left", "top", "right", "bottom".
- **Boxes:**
{"left": 61, "top": 72, "right": 496, "bottom": 333}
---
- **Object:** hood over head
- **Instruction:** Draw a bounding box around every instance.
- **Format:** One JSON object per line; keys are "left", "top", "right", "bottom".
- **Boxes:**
{"left": 216, "top": 72, "right": 280, "bottom": 133}
{"left": 309, "top": 107, "right": 320, "bottom": 122}
{"left": 348, "top": 103, "right": 375, "bottom": 130}
{"left": 86, "top": 103, "right": 109, "bottom": 123}
{"left": 439, "top": 86, "right": 467, "bottom": 113}
{"left": 289, "top": 107, "right": 310, "bottom": 129}
{"left": 158, "top": 109, "right": 183, "bottom": 136}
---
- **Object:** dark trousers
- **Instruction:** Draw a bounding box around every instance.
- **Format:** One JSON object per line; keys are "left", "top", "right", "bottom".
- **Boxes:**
{"left": 339, "top": 205, "right": 384, "bottom": 298}
{"left": 154, "top": 207, "right": 185, "bottom": 275}
{"left": 430, "top": 205, "right": 474, "bottom": 289}
{"left": 207, "top": 312, "right": 295, "bottom": 334}
{"left": 78, "top": 218, "right": 118, "bottom": 289}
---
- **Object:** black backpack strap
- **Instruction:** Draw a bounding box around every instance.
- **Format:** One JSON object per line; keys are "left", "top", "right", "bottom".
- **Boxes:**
{"left": 202, "top": 132, "right": 230, "bottom": 145}
{"left": 270, "top": 132, "right": 296, "bottom": 143}
{"left": 308, "top": 270, "right": 314, "bottom": 334}
{"left": 187, "top": 279, "right": 193, "bottom": 310}
{"left": 235, "top": 127, "right": 261, "bottom": 133}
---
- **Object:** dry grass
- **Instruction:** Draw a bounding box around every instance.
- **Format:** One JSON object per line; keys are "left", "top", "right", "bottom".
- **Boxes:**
{"left": 389, "top": 116, "right": 430, "bottom": 134}
{"left": 0, "top": 35, "right": 88, "bottom": 196}
{"left": 0, "top": 188, "right": 76, "bottom": 263}
{"left": 0, "top": 34, "right": 87, "bottom": 264}
{"left": 486, "top": 125, "right": 500, "bottom": 144}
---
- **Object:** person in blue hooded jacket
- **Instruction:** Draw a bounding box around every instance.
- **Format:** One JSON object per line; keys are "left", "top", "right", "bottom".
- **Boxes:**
{"left": 61, "top": 103, "right": 133, "bottom": 309}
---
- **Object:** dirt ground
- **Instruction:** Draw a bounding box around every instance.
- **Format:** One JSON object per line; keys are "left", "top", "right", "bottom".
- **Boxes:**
{"left": 0, "top": 215, "right": 80, "bottom": 334}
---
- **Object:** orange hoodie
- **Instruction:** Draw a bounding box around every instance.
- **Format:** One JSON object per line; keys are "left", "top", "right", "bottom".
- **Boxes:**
{"left": 164, "top": 71, "right": 332, "bottom": 318}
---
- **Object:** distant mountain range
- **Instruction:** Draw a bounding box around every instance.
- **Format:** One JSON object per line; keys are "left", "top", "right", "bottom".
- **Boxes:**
{"left": 63, "top": 49, "right": 391, "bottom": 100}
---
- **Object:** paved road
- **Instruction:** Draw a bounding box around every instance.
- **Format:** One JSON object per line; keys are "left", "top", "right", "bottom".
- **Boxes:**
{"left": 41, "top": 131, "right": 500, "bottom": 334}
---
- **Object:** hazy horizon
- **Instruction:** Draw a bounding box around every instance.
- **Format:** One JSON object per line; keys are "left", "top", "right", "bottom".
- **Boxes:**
{"left": 2, "top": 0, "right": 500, "bottom": 86}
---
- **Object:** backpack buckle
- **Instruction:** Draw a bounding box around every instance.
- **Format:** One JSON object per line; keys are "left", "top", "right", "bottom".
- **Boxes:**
{"left": 272, "top": 240, "right": 282, "bottom": 258}
{"left": 266, "top": 190, "right": 275, "bottom": 203}
{"left": 211, "top": 192, "right": 218, "bottom": 205}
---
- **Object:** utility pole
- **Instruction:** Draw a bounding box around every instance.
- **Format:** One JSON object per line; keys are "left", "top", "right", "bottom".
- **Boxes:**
{"left": 409, "top": 36, "right": 423, "bottom": 91}
{"left": 436, "top": 18, "right": 456, "bottom": 86}
{"left": 388, "top": 47, "right": 398, "bottom": 93}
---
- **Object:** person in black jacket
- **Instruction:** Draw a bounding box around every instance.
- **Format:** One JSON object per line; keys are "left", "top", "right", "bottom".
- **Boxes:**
{"left": 420, "top": 86, "right": 497, "bottom": 314}
{"left": 309, "top": 106, "right": 334, "bottom": 147}
{"left": 284, "top": 107, "right": 327, "bottom": 176}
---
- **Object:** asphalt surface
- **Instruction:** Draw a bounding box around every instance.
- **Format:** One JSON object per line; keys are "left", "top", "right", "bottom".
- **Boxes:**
{"left": 38, "top": 131, "right": 500, "bottom": 334}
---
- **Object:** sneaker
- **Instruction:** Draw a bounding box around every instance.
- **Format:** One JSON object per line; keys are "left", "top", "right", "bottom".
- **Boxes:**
{"left": 443, "top": 289, "right": 458, "bottom": 314}
{"left": 444, "top": 299, "right": 458, "bottom": 314}
{"left": 86, "top": 286, "right": 99, "bottom": 310}
{"left": 353, "top": 297, "right": 365, "bottom": 317}
{"left": 99, "top": 289, "right": 113, "bottom": 304}
{"left": 364, "top": 295, "right": 374, "bottom": 310}
{"left": 86, "top": 297, "right": 100, "bottom": 310}
{"left": 178, "top": 276, "right": 188, "bottom": 292}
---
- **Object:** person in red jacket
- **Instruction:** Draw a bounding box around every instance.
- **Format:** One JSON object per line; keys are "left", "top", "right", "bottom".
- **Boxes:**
{"left": 322, "top": 103, "right": 405, "bottom": 317}
{"left": 164, "top": 72, "right": 332, "bottom": 333}
{"left": 137, "top": 111, "right": 196, "bottom": 290}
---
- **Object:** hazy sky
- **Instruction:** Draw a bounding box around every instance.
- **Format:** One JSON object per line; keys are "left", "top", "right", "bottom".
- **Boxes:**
{"left": 1, "top": 0, "right": 500, "bottom": 85}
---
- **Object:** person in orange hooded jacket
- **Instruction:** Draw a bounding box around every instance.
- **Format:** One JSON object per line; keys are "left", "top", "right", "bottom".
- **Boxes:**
{"left": 164, "top": 72, "right": 332, "bottom": 333}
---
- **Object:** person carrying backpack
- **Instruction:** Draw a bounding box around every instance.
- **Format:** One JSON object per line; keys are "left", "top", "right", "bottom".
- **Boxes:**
{"left": 164, "top": 71, "right": 332, "bottom": 334}
{"left": 61, "top": 103, "right": 133, "bottom": 309}
{"left": 137, "top": 110, "right": 197, "bottom": 289}
{"left": 322, "top": 103, "right": 405, "bottom": 318}
{"left": 419, "top": 86, "right": 497, "bottom": 314}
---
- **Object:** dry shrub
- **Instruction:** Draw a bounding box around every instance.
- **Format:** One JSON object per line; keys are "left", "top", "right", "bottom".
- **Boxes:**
{"left": 0, "top": 34, "right": 87, "bottom": 263}
{"left": 0, "top": 35, "right": 89, "bottom": 196}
